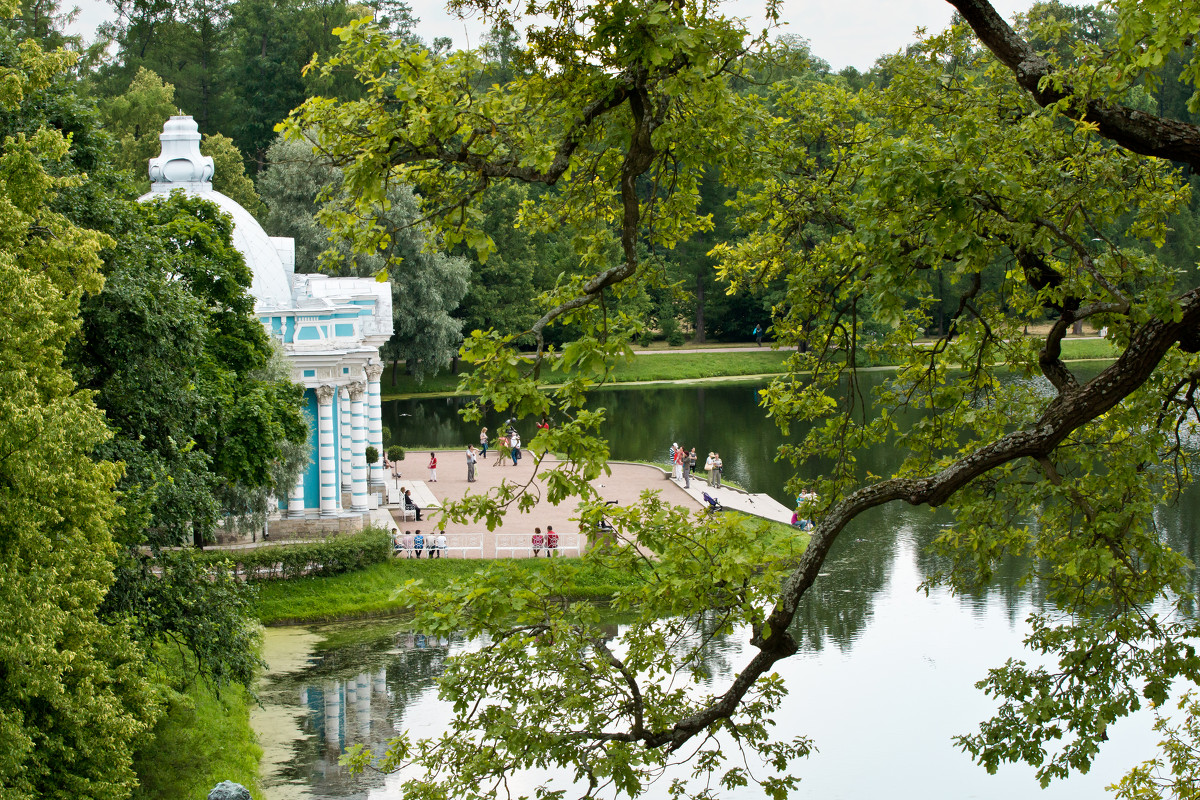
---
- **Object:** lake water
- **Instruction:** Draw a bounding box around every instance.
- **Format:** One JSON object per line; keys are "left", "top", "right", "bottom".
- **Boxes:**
{"left": 255, "top": 377, "right": 1196, "bottom": 799}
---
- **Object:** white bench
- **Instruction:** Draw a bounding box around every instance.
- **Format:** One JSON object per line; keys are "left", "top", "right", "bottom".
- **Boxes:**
{"left": 494, "top": 532, "right": 583, "bottom": 558}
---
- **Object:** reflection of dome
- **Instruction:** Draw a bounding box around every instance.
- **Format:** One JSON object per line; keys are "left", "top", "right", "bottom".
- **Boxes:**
{"left": 139, "top": 115, "right": 293, "bottom": 309}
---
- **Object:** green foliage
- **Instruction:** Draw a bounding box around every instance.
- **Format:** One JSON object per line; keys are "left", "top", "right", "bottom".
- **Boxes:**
{"left": 0, "top": 24, "right": 161, "bottom": 797}
{"left": 73, "top": 191, "right": 306, "bottom": 546}
{"left": 253, "top": 554, "right": 648, "bottom": 625}
{"left": 365, "top": 444, "right": 379, "bottom": 465}
{"left": 196, "top": 528, "right": 393, "bottom": 581}
{"left": 202, "top": 132, "right": 264, "bottom": 216}
{"left": 345, "top": 503, "right": 810, "bottom": 798}
{"left": 281, "top": 0, "right": 1200, "bottom": 796}
{"left": 259, "top": 133, "right": 470, "bottom": 380}
{"left": 104, "top": 548, "right": 265, "bottom": 693}
{"left": 387, "top": 444, "right": 406, "bottom": 461}
{"left": 99, "top": 66, "right": 177, "bottom": 187}
{"left": 131, "top": 651, "right": 262, "bottom": 800}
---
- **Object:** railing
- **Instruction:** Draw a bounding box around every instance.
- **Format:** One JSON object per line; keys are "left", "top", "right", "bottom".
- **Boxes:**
{"left": 392, "top": 533, "right": 483, "bottom": 559}
{"left": 494, "top": 532, "right": 584, "bottom": 558}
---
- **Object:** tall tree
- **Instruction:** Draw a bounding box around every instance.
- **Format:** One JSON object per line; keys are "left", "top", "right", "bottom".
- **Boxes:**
{"left": 0, "top": 13, "right": 161, "bottom": 795}
{"left": 294, "top": 0, "right": 1200, "bottom": 795}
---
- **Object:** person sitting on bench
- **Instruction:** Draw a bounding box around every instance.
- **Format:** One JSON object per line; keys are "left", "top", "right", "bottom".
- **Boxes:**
{"left": 404, "top": 488, "right": 422, "bottom": 521}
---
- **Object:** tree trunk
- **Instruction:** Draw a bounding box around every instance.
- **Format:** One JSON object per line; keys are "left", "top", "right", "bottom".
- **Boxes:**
{"left": 694, "top": 271, "right": 706, "bottom": 343}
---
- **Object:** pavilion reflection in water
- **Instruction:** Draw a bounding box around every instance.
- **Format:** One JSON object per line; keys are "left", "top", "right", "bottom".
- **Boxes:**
{"left": 261, "top": 630, "right": 457, "bottom": 799}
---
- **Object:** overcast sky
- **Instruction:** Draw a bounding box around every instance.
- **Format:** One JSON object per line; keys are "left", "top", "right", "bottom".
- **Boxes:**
{"left": 66, "top": 0, "right": 1060, "bottom": 72}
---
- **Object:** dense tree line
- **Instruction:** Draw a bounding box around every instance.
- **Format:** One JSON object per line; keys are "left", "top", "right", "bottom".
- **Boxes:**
{"left": 1, "top": 3, "right": 305, "bottom": 796}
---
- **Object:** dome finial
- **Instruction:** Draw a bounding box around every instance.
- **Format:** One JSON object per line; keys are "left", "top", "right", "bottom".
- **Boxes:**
{"left": 148, "top": 115, "right": 214, "bottom": 192}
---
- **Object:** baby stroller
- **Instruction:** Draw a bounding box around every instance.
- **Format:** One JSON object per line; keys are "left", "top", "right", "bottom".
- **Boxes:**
{"left": 702, "top": 492, "right": 724, "bottom": 513}
{"left": 597, "top": 499, "right": 619, "bottom": 533}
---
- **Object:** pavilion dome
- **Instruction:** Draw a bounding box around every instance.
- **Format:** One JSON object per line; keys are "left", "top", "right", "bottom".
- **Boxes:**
{"left": 139, "top": 115, "right": 293, "bottom": 310}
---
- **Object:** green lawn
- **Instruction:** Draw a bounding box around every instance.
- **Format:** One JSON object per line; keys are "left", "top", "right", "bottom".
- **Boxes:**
{"left": 133, "top": 655, "right": 261, "bottom": 800}
{"left": 254, "top": 556, "right": 645, "bottom": 625}
{"left": 379, "top": 337, "right": 1118, "bottom": 400}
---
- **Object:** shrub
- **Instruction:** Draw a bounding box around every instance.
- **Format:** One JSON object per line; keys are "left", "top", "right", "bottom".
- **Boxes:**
{"left": 194, "top": 528, "right": 392, "bottom": 581}
{"left": 638, "top": 330, "right": 655, "bottom": 347}
{"left": 667, "top": 329, "right": 686, "bottom": 346}
{"left": 366, "top": 445, "right": 379, "bottom": 465}
{"left": 388, "top": 445, "right": 406, "bottom": 462}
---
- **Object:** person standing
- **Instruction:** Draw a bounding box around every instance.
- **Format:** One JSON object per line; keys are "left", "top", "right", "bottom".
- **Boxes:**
{"left": 532, "top": 526, "right": 544, "bottom": 557}
{"left": 428, "top": 452, "right": 438, "bottom": 482}
{"left": 479, "top": 427, "right": 489, "bottom": 457}
{"left": 672, "top": 444, "right": 684, "bottom": 481}
{"left": 705, "top": 452, "right": 715, "bottom": 486}
{"left": 712, "top": 453, "right": 723, "bottom": 487}
{"left": 545, "top": 525, "right": 558, "bottom": 557}
{"left": 466, "top": 444, "right": 477, "bottom": 482}
{"left": 682, "top": 446, "right": 693, "bottom": 488}
{"left": 511, "top": 431, "right": 522, "bottom": 466}
{"left": 753, "top": 323, "right": 763, "bottom": 346}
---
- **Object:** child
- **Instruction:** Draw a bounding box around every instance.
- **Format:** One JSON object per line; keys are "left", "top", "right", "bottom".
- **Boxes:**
{"left": 531, "top": 526, "right": 543, "bottom": 557}
{"left": 428, "top": 452, "right": 437, "bottom": 482}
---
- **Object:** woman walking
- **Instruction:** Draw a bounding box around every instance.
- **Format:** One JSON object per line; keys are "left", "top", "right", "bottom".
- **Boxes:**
{"left": 479, "top": 427, "right": 489, "bottom": 457}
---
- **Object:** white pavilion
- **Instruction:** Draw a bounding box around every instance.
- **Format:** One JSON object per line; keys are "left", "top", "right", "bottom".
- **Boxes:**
{"left": 142, "top": 115, "right": 394, "bottom": 531}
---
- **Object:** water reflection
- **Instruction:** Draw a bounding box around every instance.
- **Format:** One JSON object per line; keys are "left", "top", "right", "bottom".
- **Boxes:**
{"left": 257, "top": 627, "right": 461, "bottom": 799}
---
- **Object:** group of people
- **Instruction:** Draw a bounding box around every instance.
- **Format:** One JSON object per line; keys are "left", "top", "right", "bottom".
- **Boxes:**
{"left": 481, "top": 423, "right": 525, "bottom": 467}
{"left": 531, "top": 525, "right": 558, "bottom": 556}
{"left": 668, "top": 443, "right": 723, "bottom": 489}
{"left": 392, "top": 528, "right": 446, "bottom": 558}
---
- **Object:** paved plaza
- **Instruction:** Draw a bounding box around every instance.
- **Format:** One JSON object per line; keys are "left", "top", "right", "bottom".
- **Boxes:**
{"left": 372, "top": 451, "right": 793, "bottom": 558}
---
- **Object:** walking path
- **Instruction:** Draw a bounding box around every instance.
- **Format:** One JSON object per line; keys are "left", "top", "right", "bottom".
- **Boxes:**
{"left": 376, "top": 452, "right": 793, "bottom": 558}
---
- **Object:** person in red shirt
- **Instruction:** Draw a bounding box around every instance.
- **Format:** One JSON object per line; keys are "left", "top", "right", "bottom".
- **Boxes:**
{"left": 428, "top": 452, "right": 437, "bottom": 482}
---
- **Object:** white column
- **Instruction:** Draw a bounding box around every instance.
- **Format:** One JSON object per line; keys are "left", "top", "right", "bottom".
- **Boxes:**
{"left": 366, "top": 362, "right": 385, "bottom": 487}
{"left": 356, "top": 672, "right": 371, "bottom": 738}
{"left": 349, "top": 381, "right": 368, "bottom": 512}
{"left": 317, "top": 385, "right": 337, "bottom": 517}
{"left": 339, "top": 386, "right": 352, "bottom": 490}
{"left": 288, "top": 470, "right": 305, "bottom": 518}
{"left": 324, "top": 679, "right": 341, "bottom": 750}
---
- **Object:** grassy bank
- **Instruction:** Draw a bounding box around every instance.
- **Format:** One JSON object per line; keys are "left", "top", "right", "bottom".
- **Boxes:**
{"left": 380, "top": 350, "right": 792, "bottom": 398}
{"left": 255, "top": 512, "right": 803, "bottom": 626}
{"left": 379, "top": 338, "right": 1118, "bottom": 399}
{"left": 254, "top": 556, "right": 646, "bottom": 625}
{"left": 133, "top": 658, "right": 261, "bottom": 800}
